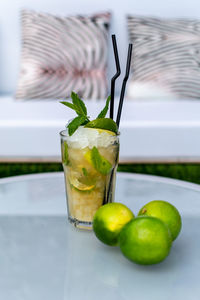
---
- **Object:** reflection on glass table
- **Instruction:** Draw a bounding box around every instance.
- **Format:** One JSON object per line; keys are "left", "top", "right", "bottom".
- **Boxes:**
{"left": 0, "top": 172, "right": 199, "bottom": 300}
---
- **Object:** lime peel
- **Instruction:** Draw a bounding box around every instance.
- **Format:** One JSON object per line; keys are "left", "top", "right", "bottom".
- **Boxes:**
{"left": 69, "top": 177, "right": 95, "bottom": 192}
{"left": 119, "top": 216, "right": 172, "bottom": 265}
{"left": 93, "top": 203, "right": 135, "bottom": 246}
{"left": 138, "top": 200, "right": 182, "bottom": 241}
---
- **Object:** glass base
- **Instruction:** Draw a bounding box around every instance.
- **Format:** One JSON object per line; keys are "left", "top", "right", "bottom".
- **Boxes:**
{"left": 68, "top": 216, "right": 93, "bottom": 230}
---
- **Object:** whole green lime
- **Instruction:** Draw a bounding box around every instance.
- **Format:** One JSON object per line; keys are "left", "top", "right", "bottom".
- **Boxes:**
{"left": 138, "top": 200, "right": 182, "bottom": 241}
{"left": 119, "top": 216, "right": 172, "bottom": 265}
{"left": 93, "top": 203, "right": 134, "bottom": 246}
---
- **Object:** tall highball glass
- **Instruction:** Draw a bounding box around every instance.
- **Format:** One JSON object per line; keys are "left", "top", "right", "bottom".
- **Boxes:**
{"left": 60, "top": 127, "right": 119, "bottom": 230}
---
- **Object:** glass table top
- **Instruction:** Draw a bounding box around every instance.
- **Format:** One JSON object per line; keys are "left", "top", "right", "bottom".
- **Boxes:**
{"left": 0, "top": 172, "right": 199, "bottom": 300}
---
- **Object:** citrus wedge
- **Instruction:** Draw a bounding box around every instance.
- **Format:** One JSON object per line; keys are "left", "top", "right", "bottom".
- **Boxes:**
{"left": 69, "top": 177, "right": 95, "bottom": 192}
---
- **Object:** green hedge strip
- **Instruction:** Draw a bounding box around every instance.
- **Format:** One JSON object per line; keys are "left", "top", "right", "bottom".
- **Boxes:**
{"left": 0, "top": 163, "right": 200, "bottom": 184}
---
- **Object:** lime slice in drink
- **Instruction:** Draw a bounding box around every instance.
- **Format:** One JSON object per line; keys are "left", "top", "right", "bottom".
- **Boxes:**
{"left": 84, "top": 147, "right": 112, "bottom": 175}
{"left": 96, "top": 128, "right": 116, "bottom": 136}
{"left": 85, "top": 118, "right": 118, "bottom": 134}
{"left": 69, "top": 176, "right": 95, "bottom": 192}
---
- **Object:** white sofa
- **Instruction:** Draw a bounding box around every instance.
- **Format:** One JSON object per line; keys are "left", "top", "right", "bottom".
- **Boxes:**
{"left": 1, "top": 0, "right": 200, "bottom": 163}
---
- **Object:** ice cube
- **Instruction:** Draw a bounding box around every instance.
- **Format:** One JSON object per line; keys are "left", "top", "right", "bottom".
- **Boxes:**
{"left": 65, "top": 126, "right": 117, "bottom": 149}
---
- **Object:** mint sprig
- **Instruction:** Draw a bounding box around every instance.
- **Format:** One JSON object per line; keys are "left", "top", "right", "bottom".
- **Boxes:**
{"left": 60, "top": 92, "right": 90, "bottom": 136}
{"left": 60, "top": 92, "right": 117, "bottom": 136}
{"left": 67, "top": 116, "right": 87, "bottom": 136}
{"left": 97, "top": 96, "right": 111, "bottom": 119}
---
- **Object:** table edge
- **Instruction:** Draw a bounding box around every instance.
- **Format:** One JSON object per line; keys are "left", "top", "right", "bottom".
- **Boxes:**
{"left": 0, "top": 172, "right": 200, "bottom": 192}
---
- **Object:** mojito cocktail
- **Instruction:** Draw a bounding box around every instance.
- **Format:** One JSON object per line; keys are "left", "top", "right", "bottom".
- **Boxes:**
{"left": 60, "top": 126, "right": 119, "bottom": 229}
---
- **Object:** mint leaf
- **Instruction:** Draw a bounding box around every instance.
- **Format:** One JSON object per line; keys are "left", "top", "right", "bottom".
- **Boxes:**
{"left": 62, "top": 141, "right": 69, "bottom": 165}
{"left": 71, "top": 92, "right": 87, "bottom": 116}
{"left": 91, "top": 146, "right": 112, "bottom": 175}
{"left": 60, "top": 101, "right": 76, "bottom": 111}
{"left": 85, "top": 118, "right": 118, "bottom": 134}
{"left": 97, "top": 96, "right": 111, "bottom": 119}
{"left": 81, "top": 119, "right": 90, "bottom": 126}
{"left": 82, "top": 167, "right": 88, "bottom": 177}
{"left": 60, "top": 100, "right": 82, "bottom": 117}
{"left": 60, "top": 93, "right": 88, "bottom": 118}
{"left": 91, "top": 147, "right": 101, "bottom": 170}
{"left": 67, "top": 116, "right": 87, "bottom": 136}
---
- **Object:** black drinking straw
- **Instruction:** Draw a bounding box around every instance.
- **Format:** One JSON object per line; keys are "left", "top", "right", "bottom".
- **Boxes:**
{"left": 109, "top": 35, "right": 121, "bottom": 120}
{"left": 106, "top": 41, "right": 133, "bottom": 204}
{"left": 106, "top": 43, "right": 133, "bottom": 203}
{"left": 116, "top": 43, "right": 133, "bottom": 127}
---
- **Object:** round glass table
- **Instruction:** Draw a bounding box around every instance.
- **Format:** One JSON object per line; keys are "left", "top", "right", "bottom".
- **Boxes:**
{"left": 0, "top": 172, "right": 199, "bottom": 300}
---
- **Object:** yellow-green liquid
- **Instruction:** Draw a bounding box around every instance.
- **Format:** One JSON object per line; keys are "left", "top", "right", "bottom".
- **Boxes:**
{"left": 62, "top": 141, "right": 119, "bottom": 229}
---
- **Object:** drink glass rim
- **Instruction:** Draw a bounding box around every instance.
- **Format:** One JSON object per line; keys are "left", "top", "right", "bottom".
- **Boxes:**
{"left": 59, "top": 129, "right": 120, "bottom": 137}
{"left": 60, "top": 130, "right": 68, "bottom": 137}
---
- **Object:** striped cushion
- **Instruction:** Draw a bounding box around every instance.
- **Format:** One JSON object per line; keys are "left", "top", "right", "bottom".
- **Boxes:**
{"left": 127, "top": 15, "right": 200, "bottom": 100}
{"left": 16, "top": 10, "right": 110, "bottom": 100}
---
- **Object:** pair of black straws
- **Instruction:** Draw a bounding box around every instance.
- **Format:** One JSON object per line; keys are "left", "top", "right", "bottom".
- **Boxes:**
{"left": 109, "top": 34, "right": 132, "bottom": 128}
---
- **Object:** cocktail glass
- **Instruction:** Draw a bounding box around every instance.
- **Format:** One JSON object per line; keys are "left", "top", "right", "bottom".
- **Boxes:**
{"left": 60, "top": 127, "right": 119, "bottom": 230}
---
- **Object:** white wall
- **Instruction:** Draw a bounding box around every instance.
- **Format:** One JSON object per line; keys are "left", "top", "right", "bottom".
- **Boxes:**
{"left": 0, "top": 0, "right": 200, "bottom": 94}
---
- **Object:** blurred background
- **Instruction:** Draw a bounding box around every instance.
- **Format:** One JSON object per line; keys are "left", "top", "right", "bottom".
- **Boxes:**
{"left": 1, "top": 0, "right": 200, "bottom": 183}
